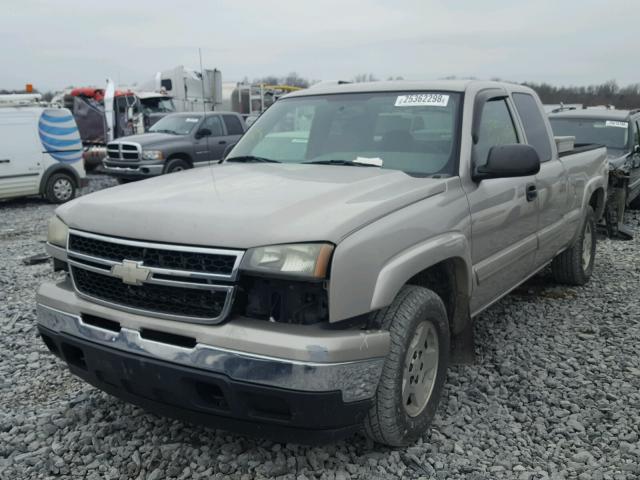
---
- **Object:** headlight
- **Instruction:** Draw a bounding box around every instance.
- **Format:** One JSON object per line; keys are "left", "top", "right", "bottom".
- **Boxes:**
{"left": 142, "top": 150, "right": 163, "bottom": 160}
{"left": 242, "top": 243, "right": 334, "bottom": 279}
{"left": 47, "top": 216, "right": 68, "bottom": 247}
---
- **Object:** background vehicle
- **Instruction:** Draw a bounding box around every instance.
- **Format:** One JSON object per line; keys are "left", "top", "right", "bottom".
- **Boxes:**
{"left": 39, "top": 81, "right": 606, "bottom": 446}
{"left": 137, "top": 91, "right": 176, "bottom": 129}
{"left": 64, "top": 82, "right": 177, "bottom": 171}
{"left": 142, "top": 66, "right": 223, "bottom": 112}
{"left": 102, "top": 111, "right": 245, "bottom": 181}
{"left": 0, "top": 95, "right": 86, "bottom": 203}
{"left": 228, "top": 84, "right": 302, "bottom": 121}
{"left": 549, "top": 109, "right": 640, "bottom": 238}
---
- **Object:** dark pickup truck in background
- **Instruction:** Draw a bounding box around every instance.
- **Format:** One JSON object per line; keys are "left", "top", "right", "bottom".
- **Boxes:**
{"left": 549, "top": 109, "right": 640, "bottom": 238}
{"left": 102, "top": 111, "right": 246, "bottom": 181}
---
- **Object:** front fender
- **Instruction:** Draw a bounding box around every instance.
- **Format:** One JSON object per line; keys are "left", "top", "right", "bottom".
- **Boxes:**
{"left": 328, "top": 181, "right": 472, "bottom": 323}
{"left": 370, "top": 232, "right": 472, "bottom": 311}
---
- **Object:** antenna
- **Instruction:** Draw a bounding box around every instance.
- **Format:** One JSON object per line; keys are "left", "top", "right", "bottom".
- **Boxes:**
{"left": 199, "top": 48, "right": 207, "bottom": 116}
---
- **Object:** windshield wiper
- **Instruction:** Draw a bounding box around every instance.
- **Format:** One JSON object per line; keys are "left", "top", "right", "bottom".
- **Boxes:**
{"left": 302, "top": 159, "right": 381, "bottom": 167}
{"left": 226, "top": 155, "right": 281, "bottom": 163}
{"left": 151, "top": 129, "right": 177, "bottom": 135}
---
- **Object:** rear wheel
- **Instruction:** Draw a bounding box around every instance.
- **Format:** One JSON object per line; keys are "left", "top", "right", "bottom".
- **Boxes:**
{"left": 164, "top": 158, "right": 190, "bottom": 174}
{"left": 552, "top": 205, "right": 596, "bottom": 285}
{"left": 363, "top": 285, "right": 450, "bottom": 447}
{"left": 44, "top": 173, "right": 76, "bottom": 204}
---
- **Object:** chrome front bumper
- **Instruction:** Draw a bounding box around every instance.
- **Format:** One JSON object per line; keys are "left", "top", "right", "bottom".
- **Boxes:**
{"left": 102, "top": 162, "right": 163, "bottom": 176}
{"left": 37, "top": 304, "right": 385, "bottom": 402}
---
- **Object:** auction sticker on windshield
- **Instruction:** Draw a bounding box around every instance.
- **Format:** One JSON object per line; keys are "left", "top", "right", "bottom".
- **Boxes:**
{"left": 605, "top": 120, "right": 627, "bottom": 128}
{"left": 395, "top": 94, "right": 449, "bottom": 107}
{"left": 185, "top": 118, "right": 199, "bottom": 123}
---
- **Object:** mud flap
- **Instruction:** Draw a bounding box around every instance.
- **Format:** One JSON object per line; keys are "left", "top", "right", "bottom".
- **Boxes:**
{"left": 450, "top": 319, "right": 476, "bottom": 364}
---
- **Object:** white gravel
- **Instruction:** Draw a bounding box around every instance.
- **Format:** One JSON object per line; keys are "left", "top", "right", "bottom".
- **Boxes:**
{"left": 1, "top": 175, "right": 639, "bottom": 480}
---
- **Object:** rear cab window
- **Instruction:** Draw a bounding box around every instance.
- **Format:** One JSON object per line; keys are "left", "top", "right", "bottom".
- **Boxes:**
{"left": 512, "top": 93, "right": 552, "bottom": 161}
{"left": 223, "top": 115, "right": 244, "bottom": 135}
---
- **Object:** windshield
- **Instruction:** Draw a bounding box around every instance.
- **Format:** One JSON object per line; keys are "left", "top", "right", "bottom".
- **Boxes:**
{"left": 228, "top": 91, "right": 462, "bottom": 176}
{"left": 149, "top": 115, "right": 200, "bottom": 135}
{"left": 141, "top": 97, "right": 176, "bottom": 114}
{"left": 550, "top": 117, "right": 629, "bottom": 150}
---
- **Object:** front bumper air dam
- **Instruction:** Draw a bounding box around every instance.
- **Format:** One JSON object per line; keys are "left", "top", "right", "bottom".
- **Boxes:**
{"left": 37, "top": 304, "right": 385, "bottom": 443}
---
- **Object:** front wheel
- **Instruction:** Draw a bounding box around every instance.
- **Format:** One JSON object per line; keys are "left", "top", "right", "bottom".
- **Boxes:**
{"left": 363, "top": 285, "right": 450, "bottom": 447}
{"left": 552, "top": 205, "right": 596, "bottom": 285}
{"left": 164, "top": 158, "right": 190, "bottom": 174}
{"left": 44, "top": 173, "right": 76, "bottom": 204}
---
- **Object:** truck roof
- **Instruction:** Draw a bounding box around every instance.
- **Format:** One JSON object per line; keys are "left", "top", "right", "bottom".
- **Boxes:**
{"left": 165, "top": 111, "right": 240, "bottom": 117}
{"left": 286, "top": 80, "right": 531, "bottom": 98}
{"left": 549, "top": 109, "right": 634, "bottom": 121}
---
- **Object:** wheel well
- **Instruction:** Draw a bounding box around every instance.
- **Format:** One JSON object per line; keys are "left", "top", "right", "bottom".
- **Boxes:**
{"left": 406, "top": 258, "right": 470, "bottom": 336}
{"left": 589, "top": 187, "right": 606, "bottom": 220}
{"left": 406, "top": 258, "right": 474, "bottom": 363}
{"left": 166, "top": 153, "right": 192, "bottom": 167}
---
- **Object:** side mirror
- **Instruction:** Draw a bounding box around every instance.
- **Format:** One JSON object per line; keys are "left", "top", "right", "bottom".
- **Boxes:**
{"left": 222, "top": 143, "right": 237, "bottom": 160}
{"left": 195, "top": 128, "right": 212, "bottom": 139}
{"left": 473, "top": 144, "right": 540, "bottom": 181}
{"left": 633, "top": 144, "right": 640, "bottom": 154}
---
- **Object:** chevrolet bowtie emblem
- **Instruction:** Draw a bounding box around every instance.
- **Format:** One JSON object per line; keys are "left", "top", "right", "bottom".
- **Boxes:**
{"left": 111, "top": 260, "right": 151, "bottom": 286}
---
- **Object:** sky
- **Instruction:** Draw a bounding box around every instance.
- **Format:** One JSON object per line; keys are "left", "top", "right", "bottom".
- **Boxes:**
{"left": 0, "top": 0, "right": 637, "bottom": 91}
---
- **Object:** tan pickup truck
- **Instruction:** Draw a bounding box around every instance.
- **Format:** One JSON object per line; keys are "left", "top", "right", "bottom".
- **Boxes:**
{"left": 38, "top": 81, "right": 607, "bottom": 446}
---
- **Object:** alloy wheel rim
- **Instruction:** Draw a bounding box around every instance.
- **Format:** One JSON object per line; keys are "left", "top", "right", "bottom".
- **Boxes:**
{"left": 402, "top": 320, "right": 439, "bottom": 417}
{"left": 53, "top": 179, "right": 72, "bottom": 201}
{"left": 582, "top": 222, "right": 593, "bottom": 270}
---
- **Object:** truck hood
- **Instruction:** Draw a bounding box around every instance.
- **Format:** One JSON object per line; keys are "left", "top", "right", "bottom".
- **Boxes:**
{"left": 115, "top": 132, "right": 185, "bottom": 147}
{"left": 57, "top": 164, "right": 447, "bottom": 249}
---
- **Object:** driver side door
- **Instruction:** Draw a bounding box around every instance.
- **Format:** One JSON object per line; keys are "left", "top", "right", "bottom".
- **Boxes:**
{"left": 465, "top": 92, "right": 540, "bottom": 315}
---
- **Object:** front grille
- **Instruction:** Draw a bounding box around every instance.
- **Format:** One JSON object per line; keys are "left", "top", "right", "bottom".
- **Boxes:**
{"left": 72, "top": 267, "right": 227, "bottom": 319}
{"left": 106, "top": 142, "right": 140, "bottom": 161}
{"left": 69, "top": 234, "right": 237, "bottom": 276}
{"left": 66, "top": 230, "right": 243, "bottom": 323}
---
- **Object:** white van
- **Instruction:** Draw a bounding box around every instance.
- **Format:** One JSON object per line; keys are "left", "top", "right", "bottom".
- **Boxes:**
{"left": 0, "top": 106, "right": 86, "bottom": 203}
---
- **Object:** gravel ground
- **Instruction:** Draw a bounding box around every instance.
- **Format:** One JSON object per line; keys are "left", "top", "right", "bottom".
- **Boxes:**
{"left": 1, "top": 175, "right": 639, "bottom": 480}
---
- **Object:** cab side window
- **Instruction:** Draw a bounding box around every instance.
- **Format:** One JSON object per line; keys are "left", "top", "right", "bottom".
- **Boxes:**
{"left": 513, "top": 93, "right": 552, "bottom": 162}
{"left": 475, "top": 99, "right": 518, "bottom": 166}
{"left": 202, "top": 115, "right": 223, "bottom": 136}
{"left": 633, "top": 120, "right": 640, "bottom": 150}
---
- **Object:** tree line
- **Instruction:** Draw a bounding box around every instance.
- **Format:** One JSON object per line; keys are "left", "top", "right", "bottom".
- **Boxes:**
{"left": 523, "top": 80, "right": 640, "bottom": 109}
{"left": 5, "top": 78, "right": 640, "bottom": 109}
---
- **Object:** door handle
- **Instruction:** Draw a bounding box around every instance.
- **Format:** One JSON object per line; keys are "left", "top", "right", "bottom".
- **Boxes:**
{"left": 526, "top": 183, "right": 537, "bottom": 202}
{"left": 0, "top": 159, "right": 10, "bottom": 164}
{"left": 218, "top": 140, "right": 227, "bottom": 145}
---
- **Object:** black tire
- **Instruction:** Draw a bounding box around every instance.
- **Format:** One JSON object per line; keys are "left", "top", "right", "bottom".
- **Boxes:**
{"left": 551, "top": 205, "right": 596, "bottom": 285}
{"left": 44, "top": 173, "right": 76, "bottom": 204}
{"left": 363, "top": 285, "right": 450, "bottom": 447}
{"left": 164, "top": 158, "right": 190, "bottom": 174}
{"left": 117, "top": 178, "right": 134, "bottom": 185}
